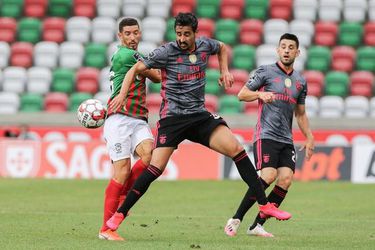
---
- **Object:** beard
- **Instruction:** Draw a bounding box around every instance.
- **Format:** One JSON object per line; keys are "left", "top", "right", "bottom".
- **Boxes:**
{"left": 281, "top": 58, "right": 295, "bottom": 67}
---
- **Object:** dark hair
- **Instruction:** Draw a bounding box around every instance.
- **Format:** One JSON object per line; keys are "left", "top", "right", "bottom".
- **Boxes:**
{"left": 174, "top": 12, "right": 198, "bottom": 32}
{"left": 279, "top": 33, "right": 299, "bottom": 48}
{"left": 118, "top": 17, "right": 139, "bottom": 32}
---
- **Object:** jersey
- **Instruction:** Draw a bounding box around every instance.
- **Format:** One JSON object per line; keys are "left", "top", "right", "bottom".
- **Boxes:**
{"left": 107, "top": 45, "right": 148, "bottom": 120}
{"left": 246, "top": 63, "right": 308, "bottom": 144}
{"left": 141, "top": 37, "right": 220, "bottom": 118}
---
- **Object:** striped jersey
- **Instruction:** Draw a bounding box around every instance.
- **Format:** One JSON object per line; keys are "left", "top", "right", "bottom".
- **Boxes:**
{"left": 246, "top": 63, "right": 308, "bottom": 144}
{"left": 107, "top": 45, "right": 148, "bottom": 120}
{"left": 141, "top": 37, "right": 220, "bottom": 118}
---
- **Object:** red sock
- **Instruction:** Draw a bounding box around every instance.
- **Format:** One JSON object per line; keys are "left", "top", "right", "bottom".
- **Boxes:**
{"left": 101, "top": 179, "right": 124, "bottom": 232}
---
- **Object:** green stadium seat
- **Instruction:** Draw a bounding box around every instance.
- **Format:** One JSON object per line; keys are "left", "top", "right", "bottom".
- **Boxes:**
{"left": 232, "top": 45, "right": 255, "bottom": 70}
{"left": 52, "top": 68, "right": 75, "bottom": 94}
{"left": 339, "top": 22, "right": 363, "bottom": 47}
{"left": 214, "top": 19, "right": 239, "bottom": 46}
{"left": 17, "top": 18, "right": 41, "bottom": 44}
{"left": 48, "top": 0, "right": 72, "bottom": 17}
{"left": 0, "top": 0, "right": 24, "bottom": 18}
{"left": 324, "top": 71, "right": 349, "bottom": 97}
{"left": 306, "top": 46, "right": 331, "bottom": 72}
{"left": 165, "top": 18, "right": 175, "bottom": 42}
{"left": 245, "top": 0, "right": 269, "bottom": 20}
{"left": 196, "top": 0, "right": 220, "bottom": 19}
{"left": 356, "top": 46, "right": 375, "bottom": 72}
{"left": 219, "top": 95, "right": 243, "bottom": 114}
{"left": 69, "top": 92, "right": 93, "bottom": 112}
{"left": 148, "top": 83, "right": 161, "bottom": 93}
{"left": 205, "top": 69, "right": 221, "bottom": 95}
{"left": 84, "top": 43, "right": 107, "bottom": 69}
{"left": 20, "top": 93, "right": 43, "bottom": 112}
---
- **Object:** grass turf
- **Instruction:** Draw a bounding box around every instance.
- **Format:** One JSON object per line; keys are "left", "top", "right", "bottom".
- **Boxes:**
{"left": 0, "top": 179, "right": 374, "bottom": 249}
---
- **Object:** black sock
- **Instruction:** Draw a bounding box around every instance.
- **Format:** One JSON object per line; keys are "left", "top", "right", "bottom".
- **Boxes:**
{"left": 250, "top": 185, "right": 288, "bottom": 229}
{"left": 117, "top": 165, "right": 162, "bottom": 215}
{"left": 233, "top": 150, "right": 268, "bottom": 205}
{"left": 233, "top": 178, "right": 270, "bottom": 221}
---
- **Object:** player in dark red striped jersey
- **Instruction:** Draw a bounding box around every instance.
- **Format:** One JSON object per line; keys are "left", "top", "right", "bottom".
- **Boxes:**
{"left": 105, "top": 13, "right": 292, "bottom": 237}
{"left": 99, "top": 17, "right": 161, "bottom": 241}
{"left": 224, "top": 33, "right": 315, "bottom": 237}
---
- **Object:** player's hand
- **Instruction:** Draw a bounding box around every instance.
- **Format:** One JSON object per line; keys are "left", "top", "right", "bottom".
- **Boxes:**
{"left": 258, "top": 92, "right": 275, "bottom": 103}
{"left": 218, "top": 71, "right": 234, "bottom": 89}
{"left": 108, "top": 94, "right": 127, "bottom": 113}
{"left": 299, "top": 138, "right": 314, "bottom": 160}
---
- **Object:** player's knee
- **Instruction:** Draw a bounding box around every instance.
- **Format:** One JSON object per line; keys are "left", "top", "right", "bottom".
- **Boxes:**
{"left": 113, "top": 161, "right": 131, "bottom": 184}
{"left": 277, "top": 175, "right": 293, "bottom": 189}
{"left": 262, "top": 174, "right": 277, "bottom": 185}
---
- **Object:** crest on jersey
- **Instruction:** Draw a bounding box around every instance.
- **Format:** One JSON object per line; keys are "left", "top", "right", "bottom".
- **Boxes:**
{"left": 284, "top": 78, "right": 292, "bottom": 88}
{"left": 159, "top": 134, "right": 167, "bottom": 144}
{"left": 189, "top": 54, "right": 197, "bottom": 64}
{"left": 263, "top": 154, "right": 270, "bottom": 163}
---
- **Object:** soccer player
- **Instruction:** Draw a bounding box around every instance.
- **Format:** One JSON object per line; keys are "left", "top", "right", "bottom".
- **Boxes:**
{"left": 224, "top": 33, "right": 314, "bottom": 237}
{"left": 99, "top": 17, "right": 161, "bottom": 241}
{"left": 105, "top": 12, "right": 292, "bottom": 236}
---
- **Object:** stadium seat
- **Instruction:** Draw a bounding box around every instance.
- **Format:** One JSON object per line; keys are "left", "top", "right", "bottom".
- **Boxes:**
{"left": 196, "top": 0, "right": 220, "bottom": 19}
{"left": 319, "top": 96, "right": 344, "bottom": 118}
{"left": 165, "top": 18, "right": 175, "bottom": 42}
{"left": 349, "top": 71, "right": 374, "bottom": 97}
{"left": 91, "top": 17, "right": 116, "bottom": 44}
{"left": 318, "top": 0, "right": 342, "bottom": 22}
{"left": 51, "top": 68, "right": 75, "bottom": 93}
{"left": 344, "top": 96, "right": 369, "bottom": 118}
{"left": 239, "top": 19, "right": 263, "bottom": 46}
{"left": 364, "top": 22, "right": 375, "bottom": 46}
{"left": 370, "top": 96, "right": 375, "bottom": 117}
{"left": 205, "top": 69, "right": 221, "bottom": 95}
{"left": 26, "top": 66, "right": 51, "bottom": 94}
{"left": 146, "top": 93, "right": 162, "bottom": 114}
{"left": 289, "top": 20, "right": 314, "bottom": 47}
{"left": 142, "top": 17, "right": 166, "bottom": 44}
{"left": 219, "top": 95, "right": 243, "bottom": 114}
{"left": 10, "top": 42, "right": 33, "bottom": 68}
{"left": 147, "top": 0, "right": 171, "bottom": 19}
{"left": 204, "top": 94, "right": 219, "bottom": 113}
{"left": 331, "top": 46, "right": 356, "bottom": 73}
{"left": 107, "top": 41, "right": 119, "bottom": 63}
{"left": 99, "top": 66, "right": 111, "bottom": 92}
{"left": 76, "top": 67, "right": 100, "bottom": 94}
{"left": 325, "top": 134, "right": 349, "bottom": 145}
{"left": 302, "top": 70, "right": 324, "bottom": 97}
{"left": 73, "top": 0, "right": 96, "bottom": 18}
{"left": 314, "top": 21, "right": 338, "bottom": 47}
{"left": 17, "top": 18, "right": 41, "bottom": 44}
{"left": 138, "top": 41, "right": 157, "bottom": 57}
{"left": 343, "top": 0, "right": 367, "bottom": 22}
{"left": 370, "top": 0, "right": 375, "bottom": 21}
{"left": 59, "top": 41, "right": 84, "bottom": 69}
{"left": 306, "top": 46, "right": 331, "bottom": 72}
{"left": 269, "top": 0, "right": 292, "bottom": 20}
{"left": 324, "top": 71, "right": 349, "bottom": 97}
{"left": 263, "top": 19, "right": 288, "bottom": 45}
{"left": 24, "top": 0, "right": 48, "bottom": 18}
{"left": 48, "top": 0, "right": 72, "bottom": 17}
{"left": 243, "top": 100, "right": 258, "bottom": 114}
{"left": 244, "top": 0, "right": 269, "bottom": 20}
{"left": 225, "top": 69, "right": 248, "bottom": 95}
{"left": 66, "top": 16, "right": 91, "bottom": 43}
{"left": 148, "top": 82, "right": 161, "bottom": 93}
{"left": 232, "top": 45, "right": 255, "bottom": 71}
{"left": 69, "top": 92, "right": 93, "bottom": 111}
{"left": 122, "top": 0, "right": 146, "bottom": 19}
{"left": 172, "top": 0, "right": 196, "bottom": 17}
{"left": 356, "top": 46, "right": 375, "bottom": 72}
{"left": 351, "top": 134, "right": 374, "bottom": 144}
{"left": 97, "top": 0, "right": 121, "bottom": 18}
{"left": 339, "top": 22, "right": 363, "bottom": 47}
{"left": 84, "top": 43, "right": 107, "bottom": 69}
{"left": 44, "top": 92, "right": 68, "bottom": 112}
{"left": 197, "top": 18, "right": 215, "bottom": 38}
{"left": 208, "top": 45, "right": 232, "bottom": 69}
{"left": 256, "top": 44, "right": 277, "bottom": 67}
{"left": 94, "top": 91, "right": 110, "bottom": 105}
{"left": 305, "top": 95, "right": 319, "bottom": 118}
{"left": 293, "top": 0, "right": 318, "bottom": 21}
{"left": 34, "top": 41, "right": 59, "bottom": 68}
{"left": 220, "top": 0, "right": 245, "bottom": 20}
{"left": 20, "top": 93, "right": 43, "bottom": 112}
{"left": 294, "top": 46, "right": 306, "bottom": 72}
{"left": 42, "top": 17, "right": 66, "bottom": 43}
{"left": 0, "top": 92, "right": 20, "bottom": 114}
{"left": 2, "top": 67, "right": 27, "bottom": 93}
{"left": 215, "top": 19, "right": 239, "bottom": 46}
{"left": 0, "top": 0, "right": 24, "bottom": 18}
{"left": 0, "top": 42, "right": 11, "bottom": 69}
{"left": 0, "top": 69, "right": 2, "bottom": 87}
{"left": 0, "top": 17, "right": 17, "bottom": 43}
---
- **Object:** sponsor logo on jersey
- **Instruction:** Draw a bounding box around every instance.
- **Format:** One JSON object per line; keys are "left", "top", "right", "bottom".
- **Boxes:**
{"left": 284, "top": 78, "right": 292, "bottom": 88}
{"left": 189, "top": 54, "right": 197, "bottom": 64}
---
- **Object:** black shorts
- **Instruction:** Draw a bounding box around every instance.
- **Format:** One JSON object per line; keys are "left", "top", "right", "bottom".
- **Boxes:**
{"left": 155, "top": 111, "right": 228, "bottom": 148}
{"left": 253, "top": 139, "right": 296, "bottom": 172}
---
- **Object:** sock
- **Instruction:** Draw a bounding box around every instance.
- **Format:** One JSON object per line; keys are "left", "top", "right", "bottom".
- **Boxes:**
{"left": 233, "top": 178, "right": 270, "bottom": 221}
{"left": 250, "top": 185, "right": 288, "bottom": 229}
{"left": 117, "top": 165, "right": 162, "bottom": 216}
{"left": 118, "top": 159, "right": 148, "bottom": 207}
{"left": 101, "top": 179, "right": 124, "bottom": 232}
{"left": 233, "top": 150, "right": 268, "bottom": 205}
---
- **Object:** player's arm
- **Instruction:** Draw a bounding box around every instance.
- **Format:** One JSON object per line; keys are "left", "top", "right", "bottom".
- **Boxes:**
{"left": 295, "top": 104, "right": 314, "bottom": 160}
{"left": 217, "top": 42, "right": 233, "bottom": 89}
{"left": 238, "top": 87, "right": 275, "bottom": 103}
{"left": 140, "top": 69, "right": 161, "bottom": 83}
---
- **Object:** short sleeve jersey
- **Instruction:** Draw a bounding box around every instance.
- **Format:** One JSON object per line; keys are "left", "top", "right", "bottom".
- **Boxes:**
{"left": 107, "top": 45, "right": 148, "bottom": 120}
{"left": 246, "top": 63, "right": 308, "bottom": 144}
{"left": 141, "top": 37, "right": 220, "bottom": 118}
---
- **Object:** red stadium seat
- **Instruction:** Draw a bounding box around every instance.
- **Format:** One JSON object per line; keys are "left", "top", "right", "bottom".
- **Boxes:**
{"left": 225, "top": 69, "right": 248, "bottom": 95}
{"left": 302, "top": 70, "right": 324, "bottom": 97}
{"left": 220, "top": 0, "right": 244, "bottom": 20}
{"left": 76, "top": 67, "right": 100, "bottom": 94}
{"left": 10, "top": 42, "right": 33, "bottom": 68}
{"left": 73, "top": 0, "right": 96, "bottom": 18}
{"left": 24, "top": 0, "right": 48, "bottom": 18}
{"left": 43, "top": 17, "right": 66, "bottom": 43}
{"left": 331, "top": 46, "right": 356, "bottom": 73}
{"left": 208, "top": 45, "right": 232, "bottom": 69}
{"left": 204, "top": 94, "right": 219, "bottom": 113}
{"left": 146, "top": 93, "right": 162, "bottom": 114}
{"left": 270, "top": 0, "right": 293, "bottom": 20}
{"left": 364, "top": 22, "right": 375, "bottom": 46}
{"left": 314, "top": 21, "right": 338, "bottom": 47}
{"left": 239, "top": 19, "right": 263, "bottom": 46}
{"left": 244, "top": 100, "right": 258, "bottom": 114}
{"left": 0, "top": 17, "right": 17, "bottom": 43}
{"left": 350, "top": 71, "right": 374, "bottom": 97}
{"left": 44, "top": 92, "right": 69, "bottom": 112}
{"left": 172, "top": 0, "right": 196, "bottom": 17}
{"left": 197, "top": 18, "right": 215, "bottom": 38}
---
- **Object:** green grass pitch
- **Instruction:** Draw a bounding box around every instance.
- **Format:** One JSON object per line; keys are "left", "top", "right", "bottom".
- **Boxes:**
{"left": 0, "top": 179, "right": 374, "bottom": 249}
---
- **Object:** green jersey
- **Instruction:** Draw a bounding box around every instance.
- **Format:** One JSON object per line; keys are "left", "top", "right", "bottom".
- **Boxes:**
{"left": 107, "top": 45, "right": 148, "bottom": 120}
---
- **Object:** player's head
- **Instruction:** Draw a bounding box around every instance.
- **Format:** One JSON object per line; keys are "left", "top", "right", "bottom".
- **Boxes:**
{"left": 277, "top": 33, "right": 300, "bottom": 67}
{"left": 174, "top": 12, "right": 198, "bottom": 51}
{"left": 118, "top": 17, "right": 141, "bottom": 50}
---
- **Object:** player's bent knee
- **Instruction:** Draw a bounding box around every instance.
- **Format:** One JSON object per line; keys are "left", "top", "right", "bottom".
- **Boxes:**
{"left": 277, "top": 176, "right": 293, "bottom": 189}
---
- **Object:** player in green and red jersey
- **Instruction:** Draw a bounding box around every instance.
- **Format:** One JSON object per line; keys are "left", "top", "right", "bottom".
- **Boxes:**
{"left": 99, "top": 17, "right": 160, "bottom": 241}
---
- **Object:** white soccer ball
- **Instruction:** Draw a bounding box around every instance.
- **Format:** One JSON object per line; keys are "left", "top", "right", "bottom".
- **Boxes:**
{"left": 77, "top": 99, "right": 107, "bottom": 129}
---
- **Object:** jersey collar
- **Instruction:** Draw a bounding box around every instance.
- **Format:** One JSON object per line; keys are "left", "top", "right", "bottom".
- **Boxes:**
{"left": 276, "top": 62, "right": 294, "bottom": 76}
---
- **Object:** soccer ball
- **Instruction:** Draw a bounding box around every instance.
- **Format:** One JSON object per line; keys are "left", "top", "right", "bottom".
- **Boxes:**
{"left": 77, "top": 99, "right": 107, "bottom": 129}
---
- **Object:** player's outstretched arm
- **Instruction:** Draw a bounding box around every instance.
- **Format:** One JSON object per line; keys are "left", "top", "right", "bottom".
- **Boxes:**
{"left": 238, "top": 86, "right": 275, "bottom": 103}
{"left": 217, "top": 42, "right": 233, "bottom": 89}
{"left": 141, "top": 69, "right": 161, "bottom": 83}
{"left": 295, "top": 104, "right": 314, "bottom": 160}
